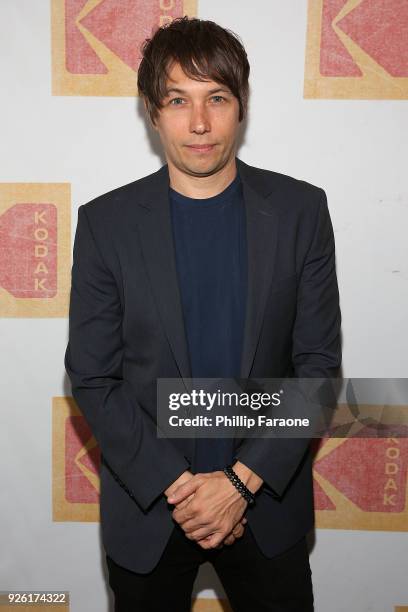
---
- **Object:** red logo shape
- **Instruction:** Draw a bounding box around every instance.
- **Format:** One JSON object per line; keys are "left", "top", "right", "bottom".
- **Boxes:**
{"left": 65, "top": 415, "right": 101, "bottom": 504}
{"left": 0, "top": 204, "right": 57, "bottom": 298}
{"left": 320, "top": 0, "right": 362, "bottom": 76}
{"left": 337, "top": 0, "right": 408, "bottom": 76}
{"left": 65, "top": 0, "right": 107, "bottom": 74}
{"left": 320, "top": 0, "right": 408, "bottom": 77}
{"left": 66, "top": 0, "right": 184, "bottom": 74}
{"left": 313, "top": 435, "right": 408, "bottom": 512}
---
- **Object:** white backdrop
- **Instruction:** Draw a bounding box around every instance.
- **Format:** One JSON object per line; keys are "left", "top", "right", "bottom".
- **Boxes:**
{"left": 1, "top": 1, "right": 407, "bottom": 611}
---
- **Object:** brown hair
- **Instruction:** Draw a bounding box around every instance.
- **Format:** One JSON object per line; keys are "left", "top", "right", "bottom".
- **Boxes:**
{"left": 137, "top": 16, "right": 250, "bottom": 126}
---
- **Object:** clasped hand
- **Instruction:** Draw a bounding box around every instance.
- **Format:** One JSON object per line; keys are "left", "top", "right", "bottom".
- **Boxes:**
{"left": 167, "top": 471, "right": 248, "bottom": 550}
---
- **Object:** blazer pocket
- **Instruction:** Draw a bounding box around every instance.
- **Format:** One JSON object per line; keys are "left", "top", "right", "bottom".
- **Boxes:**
{"left": 269, "top": 273, "right": 298, "bottom": 295}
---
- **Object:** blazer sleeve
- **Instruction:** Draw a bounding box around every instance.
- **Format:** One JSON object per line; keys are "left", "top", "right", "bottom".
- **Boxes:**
{"left": 234, "top": 188, "right": 342, "bottom": 499}
{"left": 64, "top": 204, "right": 190, "bottom": 513}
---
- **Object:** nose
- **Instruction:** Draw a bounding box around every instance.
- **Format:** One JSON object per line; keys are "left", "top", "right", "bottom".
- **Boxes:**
{"left": 189, "top": 103, "right": 210, "bottom": 134}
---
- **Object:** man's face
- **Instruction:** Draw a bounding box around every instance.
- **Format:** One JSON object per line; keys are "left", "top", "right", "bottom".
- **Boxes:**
{"left": 148, "top": 61, "right": 241, "bottom": 178}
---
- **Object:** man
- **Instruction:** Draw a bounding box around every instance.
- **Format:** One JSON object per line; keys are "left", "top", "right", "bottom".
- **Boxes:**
{"left": 64, "top": 16, "right": 341, "bottom": 612}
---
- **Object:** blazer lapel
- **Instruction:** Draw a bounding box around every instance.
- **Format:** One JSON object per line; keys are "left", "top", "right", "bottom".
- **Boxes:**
{"left": 135, "top": 157, "right": 280, "bottom": 384}
{"left": 237, "top": 158, "right": 279, "bottom": 379}
{"left": 136, "top": 165, "right": 193, "bottom": 382}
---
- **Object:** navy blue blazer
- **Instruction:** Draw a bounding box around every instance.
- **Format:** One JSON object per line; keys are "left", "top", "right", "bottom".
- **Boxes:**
{"left": 64, "top": 156, "right": 342, "bottom": 573}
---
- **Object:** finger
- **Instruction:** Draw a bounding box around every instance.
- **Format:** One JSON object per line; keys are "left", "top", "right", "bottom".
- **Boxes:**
{"left": 172, "top": 498, "right": 203, "bottom": 525}
{"left": 167, "top": 476, "right": 203, "bottom": 504}
{"left": 223, "top": 523, "right": 244, "bottom": 546}
{"left": 174, "top": 493, "right": 195, "bottom": 510}
{"left": 174, "top": 505, "right": 214, "bottom": 531}
{"left": 232, "top": 525, "right": 244, "bottom": 539}
{"left": 201, "top": 535, "right": 221, "bottom": 548}
{"left": 197, "top": 532, "right": 224, "bottom": 550}
{"left": 185, "top": 525, "right": 218, "bottom": 541}
{"left": 174, "top": 512, "right": 208, "bottom": 531}
{"left": 194, "top": 520, "right": 244, "bottom": 546}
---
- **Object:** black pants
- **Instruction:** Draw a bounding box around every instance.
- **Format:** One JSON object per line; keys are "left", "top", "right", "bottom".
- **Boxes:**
{"left": 106, "top": 523, "right": 314, "bottom": 611}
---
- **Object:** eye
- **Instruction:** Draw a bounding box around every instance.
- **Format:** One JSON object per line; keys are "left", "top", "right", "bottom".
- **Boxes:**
{"left": 169, "top": 97, "right": 185, "bottom": 106}
{"left": 211, "top": 95, "right": 225, "bottom": 103}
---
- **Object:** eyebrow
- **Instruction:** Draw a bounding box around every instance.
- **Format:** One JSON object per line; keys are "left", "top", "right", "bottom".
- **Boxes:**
{"left": 164, "top": 87, "right": 231, "bottom": 96}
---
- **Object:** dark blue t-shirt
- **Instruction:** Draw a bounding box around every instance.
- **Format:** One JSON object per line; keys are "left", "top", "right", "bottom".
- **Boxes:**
{"left": 169, "top": 169, "right": 247, "bottom": 472}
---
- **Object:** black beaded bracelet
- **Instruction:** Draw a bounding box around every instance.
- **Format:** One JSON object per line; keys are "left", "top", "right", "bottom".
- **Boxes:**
{"left": 223, "top": 465, "right": 256, "bottom": 506}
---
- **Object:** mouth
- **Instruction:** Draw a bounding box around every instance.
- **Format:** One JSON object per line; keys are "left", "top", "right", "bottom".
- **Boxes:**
{"left": 185, "top": 144, "right": 216, "bottom": 153}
